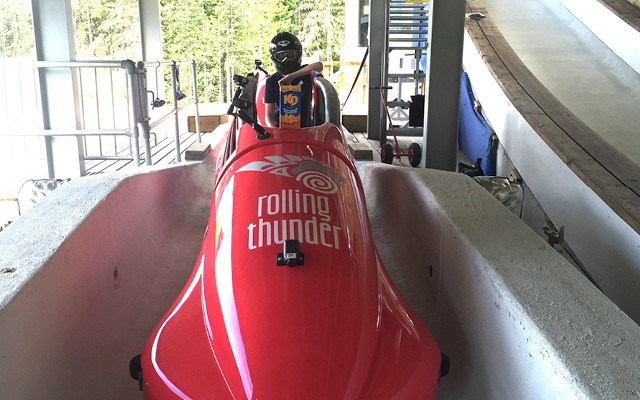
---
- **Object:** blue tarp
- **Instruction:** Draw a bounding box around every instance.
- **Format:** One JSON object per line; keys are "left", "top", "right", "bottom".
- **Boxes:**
{"left": 458, "top": 71, "right": 496, "bottom": 176}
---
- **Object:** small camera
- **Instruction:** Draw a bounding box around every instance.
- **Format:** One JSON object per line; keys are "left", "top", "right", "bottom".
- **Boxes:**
{"left": 277, "top": 240, "right": 304, "bottom": 267}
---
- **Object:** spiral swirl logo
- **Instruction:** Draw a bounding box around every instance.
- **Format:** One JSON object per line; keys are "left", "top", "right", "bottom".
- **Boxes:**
{"left": 295, "top": 170, "right": 338, "bottom": 194}
{"left": 237, "top": 154, "right": 341, "bottom": 194}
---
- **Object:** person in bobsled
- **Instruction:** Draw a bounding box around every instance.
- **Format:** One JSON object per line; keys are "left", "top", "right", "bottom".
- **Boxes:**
{"left": 264, "top": 31, "right": 323, "bottom": 128}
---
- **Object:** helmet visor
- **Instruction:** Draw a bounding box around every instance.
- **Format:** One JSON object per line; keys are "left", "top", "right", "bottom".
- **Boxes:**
{"left": 274, "top": 50, "right": 297, "bottom": 62}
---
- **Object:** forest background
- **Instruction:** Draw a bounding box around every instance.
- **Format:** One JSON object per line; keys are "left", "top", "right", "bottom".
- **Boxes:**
{"left": 0, "top": 0, "right": 346, "bottom": 102}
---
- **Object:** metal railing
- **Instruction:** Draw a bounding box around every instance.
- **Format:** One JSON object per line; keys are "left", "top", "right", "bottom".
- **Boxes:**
{"left": 144, "top": 60, "right": 201, "bottom": 163}
{"left": 0, "top": 58, "right": 201, "bottom": 177}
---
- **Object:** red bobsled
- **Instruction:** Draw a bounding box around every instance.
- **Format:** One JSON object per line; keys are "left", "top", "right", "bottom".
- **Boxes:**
{"left": 133, "top": 73, "right": 445, "bottom": 399}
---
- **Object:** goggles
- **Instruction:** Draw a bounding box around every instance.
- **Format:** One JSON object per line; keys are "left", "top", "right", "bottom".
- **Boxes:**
{"left": 274, "top": 50, "right": 297, "bottom": 62}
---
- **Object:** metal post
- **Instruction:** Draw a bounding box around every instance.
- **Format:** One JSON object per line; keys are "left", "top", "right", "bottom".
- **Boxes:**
{"left": 170, "top": 61, "right": 182, "bottom": 162}
{"left": 136, "top": 61, "right": 152, "bottom": 165}
{"left": 422, "top": 0, "right": 466, "bottom": 170}
{"left": 121, "top": 60, "right": 141, "bottom": 167}
{"left": 368, "top": 0, "right": 390, "bottom": 144}
{"left": 32, "top": 0, "right": 85, "bottom": 178}
{"left": 109, "top": 68, "right": 118, "bottom": 154}
{"left": 190, "top": 60, "right": 202, "bottom": 143}
{"left": 139, "top": 0, "right": 163, "bottom": 62}
{"left": 344, "top": 0, "right": 360, "bottom": 48}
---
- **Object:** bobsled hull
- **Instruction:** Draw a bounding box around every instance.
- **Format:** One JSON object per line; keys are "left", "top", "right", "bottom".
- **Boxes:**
{"left": 140, "top": 122, "right": 442, "bottom": 399}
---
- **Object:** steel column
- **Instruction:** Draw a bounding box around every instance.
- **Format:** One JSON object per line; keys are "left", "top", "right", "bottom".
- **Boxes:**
{"left": 344, "top": 0, "right": 361, "bottom": 48}
{"left": 121, "top": 60, "right": 142, "bottom": 167}
{"left": 422, "top": 0, "right": 466, "bottom": 170}
{"left": 190, "top": 61, "right": 202, "bottom": 143}
{"left": 367, "top": 0, "right": 389, "bottom": 143}
{"left": 32, "top": 0, "right": 85, "bottom": 178}
{"left": 139, "top": 0, "right": 163, "bottom": 61}
{"left": 170, "top": 62, "right": 182, "bottom": 162}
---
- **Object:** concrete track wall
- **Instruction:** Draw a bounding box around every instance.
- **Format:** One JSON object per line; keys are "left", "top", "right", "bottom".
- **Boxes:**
{"left": 358, "top": 163, "right": 640, "bottom": 399}
{"left": 461, "top": 21, "right": 640, "bottom": 324}
{"left": 0, "top": 156, "right": 216, "bottom": 399}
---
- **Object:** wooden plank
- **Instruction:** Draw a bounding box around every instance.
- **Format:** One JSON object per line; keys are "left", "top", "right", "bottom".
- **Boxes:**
{"left": 151, "top": 133, "right": 200, "bottom": 166}
{"left": 187, "top": 114, "right": 230, "bottom": 133}
{"left": 349, "top": 143, "right": 374, "bottom": 160}
{"left": 342, "top": 114, "right": 368, "bottom": 133}
{"left": 86, "top": 159, "right": 125, "bottom": 175}
{"left": 84, "top": 132, "right": 201, "bottom": 175}
{"left": 185, "top": 143, "right": 211, "bottom": 161}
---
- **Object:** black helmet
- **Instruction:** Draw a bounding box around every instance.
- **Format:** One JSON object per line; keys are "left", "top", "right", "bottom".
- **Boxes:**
{"left": 269, "top": 32, "right": 302, "bottom": 75}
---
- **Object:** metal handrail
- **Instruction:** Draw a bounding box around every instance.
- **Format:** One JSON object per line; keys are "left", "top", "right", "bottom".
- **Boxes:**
{"left": 0, "top": 59, "right": 143, "bottom": 167}
{"left": 141, "top": 59, "right": 201, "bottom": 163}
{"left": 0, "top": 60, "right": 125, "bottom": 68}
{"left": 0, "top": 58, "right": 201, "bottom": 175}
{"left": 0, "top": 129, "right": 129, "bottom": 136}
{"left": 149, "top": 102, "right": 195, "bottom": 129}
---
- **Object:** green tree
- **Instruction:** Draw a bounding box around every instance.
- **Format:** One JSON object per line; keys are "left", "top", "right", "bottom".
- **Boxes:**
{"left": 73, "top": 0, "right": 346, "bottom": 102}
{"left": 1, "top": 0, "right": 346, "bottom": 103}
{"left": 0, "top": 0, "right": 35, "bottom": 58}
{"left": 296, "top": 0, "right": 344, "bottom": 67}
{"left": 161, "top": 0, "right": 305, "bottom": 102}
{"left": 72, "top": 0, "right": 141, "bottom": 59}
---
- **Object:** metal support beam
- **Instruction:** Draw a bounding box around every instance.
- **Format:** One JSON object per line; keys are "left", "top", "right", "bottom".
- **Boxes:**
{"left": 367, "top": 0, "right": 389, "bottom": 143}
{"left": 422, "top": 0, "right": 466, "bottom": 170}
{"left": 32, "top": 0, "right": 85, "bottom": 178}
{"left": 139, "top": 0, "right": 164, "bottom": 126}
{"left": 344, "top": 0, "right": 361, "bottom": 48}
{"left": 139, "top": 0, "right": 163, "bottom": 62}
